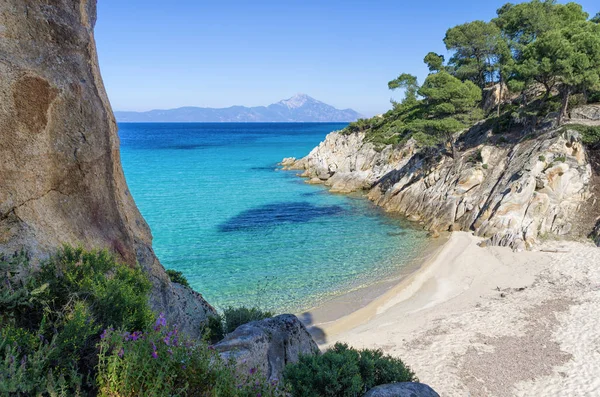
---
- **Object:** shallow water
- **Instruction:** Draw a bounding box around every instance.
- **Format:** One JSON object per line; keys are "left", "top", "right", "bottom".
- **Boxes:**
{"left": 119, "top": 123, "right": 430, "bottom": 313}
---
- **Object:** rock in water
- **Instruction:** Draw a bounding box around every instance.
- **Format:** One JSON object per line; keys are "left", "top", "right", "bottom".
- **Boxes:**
{"left": 0, "top": 0, "right": 215, "bottom": 337}
{"left": 214, "top": 314, "right": 320, "bottom": 382}
{"left": 363, "top": 382, "right": 440, "bottom": 397}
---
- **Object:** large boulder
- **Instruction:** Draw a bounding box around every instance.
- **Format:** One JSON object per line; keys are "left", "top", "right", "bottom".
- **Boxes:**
{"left": 363, "top": 382, "right": 440, "bottom": 397}
{"left": 214, "top": 314, "right": 320, "bottom": 382}
{"left": 0, "top": 0, "right": 216, "bottom": 337}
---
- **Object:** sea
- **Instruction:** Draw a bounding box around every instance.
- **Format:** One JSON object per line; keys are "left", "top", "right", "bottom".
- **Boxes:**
{"left": 118, "top": 122, "right": 430, "bottom": 313}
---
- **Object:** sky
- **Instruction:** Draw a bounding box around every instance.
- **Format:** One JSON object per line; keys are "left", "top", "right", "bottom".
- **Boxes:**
{"left": 95, "top": 0, "right": 598, "bottom": 117}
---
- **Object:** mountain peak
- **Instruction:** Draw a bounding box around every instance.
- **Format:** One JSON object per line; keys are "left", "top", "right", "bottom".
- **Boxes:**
{"left": 277, "top": 93, "right": 317, "bottom": 109}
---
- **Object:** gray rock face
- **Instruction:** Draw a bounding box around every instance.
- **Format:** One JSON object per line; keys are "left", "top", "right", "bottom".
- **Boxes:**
{"left": 363, "top": 382, "right": 440, "bottom": 397}
{"left": 286, "top": 125, "right": 596, "bottom": 250}
{"left": 214, "top": 314, "right": 320, "bottom": 382}
{"left": 571, "top": 105, "right": 600, "bottom": 122}
{"left": 283, "top": 132, "right": 417, "bottom": 193}
{"left": 0, "top": 0, "right": 216, "bottom": 337}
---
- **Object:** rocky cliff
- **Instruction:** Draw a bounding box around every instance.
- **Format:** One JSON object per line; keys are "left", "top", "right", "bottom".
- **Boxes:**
{"left": 0, "top": 0, "right": 215, "bottom": 336}
{"left": 284, "top": 107, "right": 600, "bottom": 251}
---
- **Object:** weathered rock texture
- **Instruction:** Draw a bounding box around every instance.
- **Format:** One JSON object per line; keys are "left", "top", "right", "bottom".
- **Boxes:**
{"left": 363, "top": 382, "right": 440, "bottom": 397}
{"left": 0, "top": 0, "right": 215, "bottom": 336}
{"left": 282, "top": 132, "right": 417, "bottom": 193}
{"left": 214, "top": 314, "right": 320, "bottom": 382}
{"left": 285, "top": 115, "right": 598, "bottom": 250}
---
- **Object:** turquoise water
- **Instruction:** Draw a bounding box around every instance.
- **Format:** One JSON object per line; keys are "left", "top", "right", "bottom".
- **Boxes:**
{"left": 119, "top": 123, "right": 429, "bottom": 313}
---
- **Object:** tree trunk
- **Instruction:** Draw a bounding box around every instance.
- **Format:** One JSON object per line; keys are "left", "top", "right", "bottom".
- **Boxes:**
{"left": 558, "top": 86, "right": 571, "bottom": 125}
{"left": 497, "top": 77, "right": 503, "bottom": 117}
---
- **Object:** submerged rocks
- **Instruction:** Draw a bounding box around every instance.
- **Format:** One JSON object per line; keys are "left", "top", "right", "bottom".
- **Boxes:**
{"left": 363, "top": 382, "right": 440, "bottom": 397}
{"left": 0, "top": 0, "right": 215, "bottom": 336}
{"left": 214, "top": 314, "right": 319, "bottom": 382}
{"left": 286, "top": 125, "right": 596, "bottom": 250}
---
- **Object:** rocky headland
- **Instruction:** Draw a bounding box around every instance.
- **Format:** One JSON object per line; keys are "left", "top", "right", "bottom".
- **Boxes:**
{"left": 283, "top": 105, "right": 600, "bottom": 251}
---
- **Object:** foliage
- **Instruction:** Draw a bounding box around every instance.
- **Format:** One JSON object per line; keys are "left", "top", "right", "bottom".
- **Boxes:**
{"left": 388, "top": 73, "right": 419, "bottom": 104}
{"left": 283, "top": 343, "right": 416, "bottom": 397}
{"left": 443, "top": 20, "right": 507, "bottom": 88}
{"left": 0, "top": 246, "right": 154, "bottom": 395}
{"left": 344, "top": 0, "right": 600, "bottom": 153}
{"left": 97, "top": 314, "right": 283, "bottom": 397}
{"left": 166, "top": 269, "right": 190, "bottom": 288}
{"left": 562, "top": 124, "right": 600, "bottom": 147}
{"left": 223, "top": 306, "right": 273, "bottom": 334}
{"left": 424, "top": 52, "right": 445, "bottom": 72}
{"left": 38, "top": 246, "right": 155, "bottom": 332}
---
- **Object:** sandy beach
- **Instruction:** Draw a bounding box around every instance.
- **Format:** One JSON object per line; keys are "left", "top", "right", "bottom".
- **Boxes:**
{"left": 305, "top": 232, "right": 600, "bottom": 396}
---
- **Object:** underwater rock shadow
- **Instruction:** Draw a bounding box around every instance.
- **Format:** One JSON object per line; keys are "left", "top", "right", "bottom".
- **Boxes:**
{"left": 218, "top": 201, "right": 344, "bottom": 232}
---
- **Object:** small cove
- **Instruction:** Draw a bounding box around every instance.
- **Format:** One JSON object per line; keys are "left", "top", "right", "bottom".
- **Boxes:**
{"left": 119, "top": 122, "right": 432, "bottom": 313}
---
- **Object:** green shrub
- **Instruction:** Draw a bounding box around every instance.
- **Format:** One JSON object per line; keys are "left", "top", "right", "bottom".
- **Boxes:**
{"left": 38, "top": 245, "right": 155, "bottom": 332}
{"left": 283, "top": 343, "right": 416, "bottom": 397}
{"left": 563, "top": 124, "right": 600, "bottom": 147}
{"left": 205, "top": 314, "right": 225, "bottom": 344}
{"left": 97, "top": 316, "right": 283, "bottom": 397}
{"left": 166, "top": 269, "right": 190, "bottom": 288}
{"left": 223, "top": 306, "right": 273, "bottom": 334}
{"left": 539, "top": 155, "right": 546, "bottom": 162}
{"left": 0, "top": 246, "right": 156, "bottom": 395}
{"left": 482, "top": 163, "right": 489, "bottom": 169}
{"left": 555, "top": 155, "right": 567, "bottom": 163}
{"left": 0, "top": 325, "right": 82, "bottom": 396}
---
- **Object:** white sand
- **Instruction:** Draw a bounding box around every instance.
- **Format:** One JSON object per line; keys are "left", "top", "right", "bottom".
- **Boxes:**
{"left": 315, "top": 232, "right": 600, "bottom": 396}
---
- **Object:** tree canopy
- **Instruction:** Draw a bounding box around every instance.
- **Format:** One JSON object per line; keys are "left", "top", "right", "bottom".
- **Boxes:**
{"left": 345, "top": 0, "right": 600, "bottom": 154}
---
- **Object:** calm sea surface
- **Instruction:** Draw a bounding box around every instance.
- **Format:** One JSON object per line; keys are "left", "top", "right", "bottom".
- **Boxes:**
{"left": 119, "top": 123, "right": 429, "bottom": 312}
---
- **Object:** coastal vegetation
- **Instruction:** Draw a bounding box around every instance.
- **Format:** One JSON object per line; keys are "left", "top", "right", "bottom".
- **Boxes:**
{"left": 283, "top": 343, "right": 416, "bottom": 397}
{"left": 1, "top": 248, "right": 416, "bottom": 396}
{"left": 346, "top": 0, "right": 600, "bottom": 149}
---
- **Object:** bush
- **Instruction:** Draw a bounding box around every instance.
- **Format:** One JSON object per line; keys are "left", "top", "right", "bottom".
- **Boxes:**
{"left": 563, "top": 124, "right": 600, "bottom": 148}
{"left": 0, "top": 246, "right": 155, "bottom": 395}
{"left": 283, "top": 343, "right": 416, "bottom": 397}
{"left": 38, "top": 246, "right": 155, "bottom": 332}
{"left": 223, "top": 306, "right": 273, "bottom": 334}
{"left": 539, "top": 155, "right": 546, "bottom": 162}
{"left": 205, "top": 314, "right": 225, "bottom": 344}
{"left": 166, "top": 269, "right": 190, "bottom": 288}
{"left": 97, "top": 315, "right": 283, "bottom": 397}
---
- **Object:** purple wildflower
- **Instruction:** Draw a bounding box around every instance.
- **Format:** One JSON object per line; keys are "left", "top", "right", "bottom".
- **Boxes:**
{"left": 129, "top": 331, "right": 142, "bottom": 341}
{"left": 151, "top": 350, "right": 158, "bottom": 359}
{"left": 249, "top": 367, "right": 257, "bottom": 375}
{"left": 118, "top": 348, "right": 124, "bottom": 358}
{"left": 167, "top": 348, "right": 173, "bottom": 356}
{"left": 154, "top": 313, "right": 167, "bottom": 331}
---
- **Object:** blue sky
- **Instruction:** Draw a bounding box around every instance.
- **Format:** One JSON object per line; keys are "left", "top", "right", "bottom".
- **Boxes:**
{"left": 96, "top": 0, "right": 598, "bottom": 117}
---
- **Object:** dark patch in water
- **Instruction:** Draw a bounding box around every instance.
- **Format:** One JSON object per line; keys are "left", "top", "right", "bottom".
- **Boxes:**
{"left": 250, "top": 166, "right": 276, "bottom": 171}
{"left": 169, "top": 143, "right": 219, "bottom": 150}
{"left": 387, "top": 230, "right": 408, "bottom": 236}
{"left": 301, "top": 191, "right": 321, "bottom": 197}
{"left": 218, "top": 202, "right": 344, "bottom": 232}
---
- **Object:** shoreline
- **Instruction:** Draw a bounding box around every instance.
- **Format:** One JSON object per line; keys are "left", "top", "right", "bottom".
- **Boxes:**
{"left": 296, "top": 232, "right": 449, "bottom": 341}
{"left": 309, "top": 231, "right": 600, "bottom": 395}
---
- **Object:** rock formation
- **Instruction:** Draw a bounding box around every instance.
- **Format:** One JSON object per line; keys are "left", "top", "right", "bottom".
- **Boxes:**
{"left": 362, "top": 382, "right": 440, "bottom": 397}
{"left": 0, "top": 0, "right": 215, "bottom": 337}
{"left": 284, "top": 108, "right": 600, "bottom": 250}
{"left": 214, "top": 314, "right": 320, "bottom": 382}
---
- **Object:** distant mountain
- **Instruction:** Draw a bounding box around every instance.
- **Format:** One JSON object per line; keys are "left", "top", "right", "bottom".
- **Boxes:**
{"left": 114, "top": 94, "right": 362, "bottom": 122}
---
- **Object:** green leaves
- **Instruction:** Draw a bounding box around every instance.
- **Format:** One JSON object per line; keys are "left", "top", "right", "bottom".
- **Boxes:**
{"left": 283, "top": 343, "right": 416, "bottom": 397}
{"left": 388, "top": 73, "right": 419, "bottom": 104}
{"left": 444, "top": 20, "right": 504, "bottom": 88}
